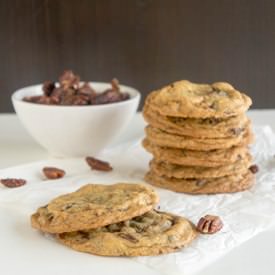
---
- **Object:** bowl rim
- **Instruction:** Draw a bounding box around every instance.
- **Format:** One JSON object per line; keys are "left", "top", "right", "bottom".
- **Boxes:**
{"left": 11, "top": 82, "right": 141, "bottom": 109}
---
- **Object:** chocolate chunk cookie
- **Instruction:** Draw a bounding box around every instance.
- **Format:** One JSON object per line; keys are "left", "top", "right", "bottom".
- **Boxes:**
{"left": 143, "top": 139, "right": 249, "bottom": 167}
{"left": 31, "top": 183, "right": 159, "bottom": 233}
{"left": 143, "top": 103, "right": 250, "bottom": 138}
{"left": 57, "top": 210, "right": 197, "bottom": 256}
{"left": 149, "top": 153, "right": 252, "bottom": 178}
{"left": 147, "top": 80, "right": 252, "bottom": 118}
{"left": 145, "top": 125, "right": 253, "bottom": 151}
{"left": 145, "top": 170, "right": 255, "bottom": 194}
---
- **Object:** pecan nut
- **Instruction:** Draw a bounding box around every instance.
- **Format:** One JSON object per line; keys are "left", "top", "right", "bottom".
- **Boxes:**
{"left": 43, "top": 167, "right": 65, "bottom": 179}
{"left": 0, "top": 178, "right": 27, "bottom": 188}
{"left": 23, "top": 70, "right": 130, "bottom": 106}
{"left": 111, "top": 78, "right": 120, "bottom": 91}
{"left": 197, "top": 215, "right": 223, "bottom": 234}
{"left": 59, "top": 70, "right": 80, "bottom": 89}
{"left": 42, "top": 81, "right": 55, "bottom": 96}
{"left": 86, "top": 157, "right": 113, "bottom": 171}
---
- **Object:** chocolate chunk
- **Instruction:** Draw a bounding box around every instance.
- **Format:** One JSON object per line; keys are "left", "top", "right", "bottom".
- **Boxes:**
{"left": 249, "top": 164, "right": 259, "bottom": 174}
{"left": 118, "top": 233, "right": 138, "bottom": 243}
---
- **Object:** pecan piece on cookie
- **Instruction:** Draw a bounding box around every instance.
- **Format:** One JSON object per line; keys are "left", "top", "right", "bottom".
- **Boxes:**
{"left": 197, "top": 215, "right": 223, "bottom": 234}
{"left": 0, "top": 178, "right": 27, "bottom": 188}
{"left": 85, "top": 157, "right": 113, "bottom": 171}
{"left": 43, "top": 167, "right": 65, "bottom": 179}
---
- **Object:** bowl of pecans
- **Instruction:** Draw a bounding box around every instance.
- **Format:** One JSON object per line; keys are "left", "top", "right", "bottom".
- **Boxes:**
{"left": 12, "top": 70, "right": 140, "bottom": 157}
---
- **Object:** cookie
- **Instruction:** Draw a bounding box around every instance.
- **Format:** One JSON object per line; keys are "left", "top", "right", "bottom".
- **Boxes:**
{"left": 143, "top": 103, "right": 249, "bottom": 138}
{"left": 149, "top": 153, "right": 252, "bottom": 178}
{"left": 145, "top": 125, "right": 253, "bottom": 151}
{"left": 57, "top": 210, "right": 198, "bottom": 256}
{"left": 146, "top": 80, "right": 252, "bottom": 118}
{"left": 142, "top": 139, "right": 249, "bottom": 167}
{"left": 31, "top": 183, "right": 159, "bottom": 233}
{"left": 145, "top": 170, "right": 255, "bottom": 194}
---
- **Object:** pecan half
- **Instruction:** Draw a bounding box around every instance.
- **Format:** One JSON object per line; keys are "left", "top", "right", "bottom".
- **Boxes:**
{"left": 111, "top": 78, "right": 120, "bottom": 91}
{"left": 23, "top": 70, "right": 130, "bottom": 106}
{"left": 0, "top": 178, "right": 27, "bottom": 188}
{"left": 43, "top": 167, "right": 65, "bottom": 179}
{"left": 249, "top": 164, "right": 259, "bottom": 174}
{"left": 85, "top": 157, "right": 113, "bottom": 171}
{"left": 197, "top": 215, "right": 223, "bottom": 234}
{"left": 77, "top": 83, "right": 96, "bottom": 97}
{"left": 59, "top": 70, "right": 80, "bottom": 89}
{"left": 94, "top": 90, "right": 123, "bottom": 105}
{"left": 71, "top": 95, "right": 90, "bottom": 105}
{"left": 42, "top": 81, "right": 55, "bottom": 96}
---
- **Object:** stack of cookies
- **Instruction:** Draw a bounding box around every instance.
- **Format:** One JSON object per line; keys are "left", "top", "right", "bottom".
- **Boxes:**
{"left": 143, "top": 80, "right": 255, "bottom": 194}
{"left": 31, "top": 183, "right": 197, "bottom": 256}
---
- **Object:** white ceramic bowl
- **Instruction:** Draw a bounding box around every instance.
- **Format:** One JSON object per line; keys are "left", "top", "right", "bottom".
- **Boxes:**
{"left": 12, "top": 83, "right": 140, "bottom": 157}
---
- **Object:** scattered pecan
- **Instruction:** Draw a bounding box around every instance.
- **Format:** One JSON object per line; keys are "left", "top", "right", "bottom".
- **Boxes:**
{"left": 249, "top": 164, "right": 259, "bottom": 174}
{"left": 0, "top": 178, "right": 27, "bottom": 188}
{"left": 85, "top": 157, "right": 113, "bottom": 172}
{"left": 43, "top": 167, "right": 65, "bottom": 179}
{"left": 197, "top": 215, "right": 223, "bottom": 234}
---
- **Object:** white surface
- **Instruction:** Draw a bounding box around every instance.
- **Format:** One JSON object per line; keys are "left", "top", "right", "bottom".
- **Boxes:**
{"left": 1, "top": 110, "right": 275, "bottom": 275}
{"left": 12, "top": 83, "right": 140, "bottom": 157}
{"left": 2, "top": 125, "right": 275, "bottom": 275}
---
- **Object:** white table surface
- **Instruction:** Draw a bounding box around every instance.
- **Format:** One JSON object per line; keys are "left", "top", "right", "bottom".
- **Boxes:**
{"left": 1, "top": 110, "right": 275, "bottom": 275}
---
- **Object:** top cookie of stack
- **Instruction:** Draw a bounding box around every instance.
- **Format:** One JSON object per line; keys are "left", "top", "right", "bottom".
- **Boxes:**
{"left": 143, "top": 80, "right": 256, "bottom": 194}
